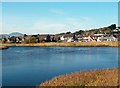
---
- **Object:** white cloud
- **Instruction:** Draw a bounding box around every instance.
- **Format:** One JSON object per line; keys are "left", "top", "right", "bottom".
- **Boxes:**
{"left": 31, "top": 17, "right": 95, "bottom": 34}
{"left": 64, "top": 17, "right": 95, "bottom": 31}
{"left": 33, "top": 20, "right": 68, "bottom": 34}
{"left": 2, "top": 16, "right": 96, "bottom": 34}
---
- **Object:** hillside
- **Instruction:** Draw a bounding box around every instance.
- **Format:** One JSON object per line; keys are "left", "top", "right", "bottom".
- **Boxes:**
{"left": 57, "top": 24, "right": 119, "bottom": 37}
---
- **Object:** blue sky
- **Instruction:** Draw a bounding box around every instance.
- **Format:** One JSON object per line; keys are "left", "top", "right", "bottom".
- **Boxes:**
{"left": 2, "top": 2, "right": 118, "bottom": 34}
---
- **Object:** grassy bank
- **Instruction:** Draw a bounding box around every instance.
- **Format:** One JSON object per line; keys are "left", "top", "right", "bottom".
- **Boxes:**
{"left": 0, "top": 45, "right": 9, "bottom": 49}
{"left": 39, "top": 68, "right": 119, "bottom": 87}
{"left": 2, "top": 41, "right": 119, "bottom": 47}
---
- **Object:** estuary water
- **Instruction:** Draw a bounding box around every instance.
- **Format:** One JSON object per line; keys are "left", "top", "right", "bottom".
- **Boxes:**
{"left": 2, "top": 46, "right": 118, "bottom": 86}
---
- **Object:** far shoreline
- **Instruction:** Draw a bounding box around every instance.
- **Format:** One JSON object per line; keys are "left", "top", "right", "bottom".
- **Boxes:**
{"left": 1, "top": 41, "right": 119, "bottom": 49}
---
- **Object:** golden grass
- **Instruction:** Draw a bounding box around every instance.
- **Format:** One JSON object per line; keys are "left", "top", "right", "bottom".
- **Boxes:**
{"left": 0, "top": 45, "right": 9, "bottom": 49}
{"left": 2, "top": 41, "right": 119, "bottom": 47}
{"left": 39, "top": 68, "right": 119, "bottom": 87}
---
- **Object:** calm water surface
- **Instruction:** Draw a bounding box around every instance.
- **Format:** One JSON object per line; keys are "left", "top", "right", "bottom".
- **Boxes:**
{"left": 2, "top": 46, "right": 118, "bottom": 86}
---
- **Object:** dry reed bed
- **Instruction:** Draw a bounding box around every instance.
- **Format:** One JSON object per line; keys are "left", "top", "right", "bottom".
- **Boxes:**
{"left": 2, "top": 41, "right": 119, "bottom": 47}
{"left": 39, "top": 68, "right": 119, "bottom": 87}
{"left": 0, "top": 45, "right": 9, "bottom": 49}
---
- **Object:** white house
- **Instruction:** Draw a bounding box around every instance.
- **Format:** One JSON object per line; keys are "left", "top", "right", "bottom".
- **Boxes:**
{"left": 82, "top": 37, "right": 88, "bottom": 42}
{"left": 67, "top": 38, "right": 74, "bottom": 42}
{"left": 97, "top": 35, "right": 117, "bottom": 42}
{"left": 60, "top": 36, "right": 65, "bottom": 41}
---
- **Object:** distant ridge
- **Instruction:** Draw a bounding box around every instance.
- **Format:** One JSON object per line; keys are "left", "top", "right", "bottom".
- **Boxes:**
{"left": 2, "top": 34, "right": 9, "bottom": 37}
{"left": 9, "top": 32, "right": 24, "bottom": 37}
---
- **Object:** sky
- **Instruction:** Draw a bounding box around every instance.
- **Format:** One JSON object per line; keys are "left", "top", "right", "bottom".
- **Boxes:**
{"left": 1, "top": 2, "right": 118, "bottom": 34}
{"left": 1, "top": 0, "right": 120, "bottom": 2}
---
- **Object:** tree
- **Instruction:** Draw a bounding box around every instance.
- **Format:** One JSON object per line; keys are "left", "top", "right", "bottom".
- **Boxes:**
{"left": 24, "top": 34, "right": 27, "bottom": 37}
{"left": 29, "top": 36, "right": 37, "bottom": 43}
{"left": 73, "top": 33, "right": 78, "bottom": 41}
{"left": 51, "top": 36, "right": 57, "bottom": 42}
{"left": 11, "top": 36, "right": 16, "bottom": 43}
{"left": 39, "top": 37, "right": 45, "bottom": 42}
{"left": 59, "top": 33, "right": 65, "bottom": 35}
{"left": 46, "top": 35, "right": 51, "bottom": 42}
{"left": 73, "top": 34, "right": 76, "bottom": 40}
{"left": 3, "top": 38, "right": 7, "bottom": 43}
{"left": 74, "top": 30, "right": 84, "bottom": 35}
{"left": 23, "top": 38, "right": 29, "bottom": 44}
{"left": 66, "top": 32, "right": 71, "bottom": 34}
{"left": 108, "top": 24, "right": 116, "bottom": 29}
{"left": 58, "top": 37, "right": 61, "bottom": 41}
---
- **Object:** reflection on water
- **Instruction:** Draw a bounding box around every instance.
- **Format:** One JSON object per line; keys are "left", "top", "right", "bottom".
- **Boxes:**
{"left": 2, "top": 46, "right": 118, "bottom": 86}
